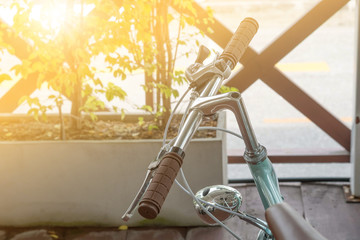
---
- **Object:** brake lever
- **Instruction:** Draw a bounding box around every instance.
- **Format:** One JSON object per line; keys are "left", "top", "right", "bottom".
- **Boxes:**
{"left": 121, "top": 169, "right": 153, "bottom": 221}
{"left": 121, "top": 144, "right": 171, "bottom": 221}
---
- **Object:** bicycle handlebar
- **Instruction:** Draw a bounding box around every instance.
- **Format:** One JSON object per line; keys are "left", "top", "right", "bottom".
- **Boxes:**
{"left": 138, "top": 152, "right": 183, "bottom": 219}
{"left": 137, "top": 18, "right": 258, "bottom": 220}
{"left": 220, "top": 17, "right": 258, "bottom": 69}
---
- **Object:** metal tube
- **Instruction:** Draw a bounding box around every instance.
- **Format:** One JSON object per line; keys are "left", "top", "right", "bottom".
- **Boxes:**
{"left": 247, "top": 157, "right": 283, "bottom": 209}
{"left": 234, "top": 95, "right": 260, "bottom": 153}
{"left": 206, "top": 76, "right": 224, "bottom": 96}
{"left": 236, "top": 211, "right": 272, "bottom": 237}
{"left": 173, "top": 110, "right": 203, "bottom": 150}
{"left": 173, "top": 76, "right": 223, "bottom": 150}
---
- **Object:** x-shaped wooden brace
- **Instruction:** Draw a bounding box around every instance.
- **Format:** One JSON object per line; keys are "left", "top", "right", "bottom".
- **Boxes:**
{"left": 193, "top": 0, "right": 351, "bottom": 152}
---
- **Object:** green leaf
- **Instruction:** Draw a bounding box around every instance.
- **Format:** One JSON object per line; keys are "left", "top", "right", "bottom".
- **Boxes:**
{"left": 0, "top": 73, "right": 11, "bottom": 82}
{"left": 219, "top": 85, "right": 239, "bottom": 93}
{"left": 121, "top": 72, "right": 126, "bottom": 80}
{"left": 93, "top": 78, "right": 104, "bottom": 87}
{"left": 106, "top": 82, "right": 127, "bottom": 101}
{"left": 41, "top": 112, "right": 48, "bottom": 122}
{"left": 106, "top": 91, "right": 114, "bottom": 101}
{"left": 207, "top": 27, "right": 214, "bottom": 34}
{"left": 90, "top": 112, "right": 98, "bottom": 121}
{"left": 138, "top": 117, "right": 144, "bottom": 126}
{"left": 172, "top": 89, "right": 179, "bottom": 98}
{"left": 167, "top": 14, "right": 174, "bottom": 23}
{"left": 31, "top": 61, "right": 43, "bottom": 72}
{"left": 18, "top": 95, "right": 29, "bottom": 105}
{"left": 178, "top": 40, "right": 186, "bottom": 45}
{"left": 148, "top": 124, "right": 159, "bottom": 131}
{"left": 28, "top": 108, "right": 39, "bottom": 121}
{"left": 141, "top": 105, "right": 153, "bottom": 113}
{"left": 121, "top": 108, "right": 126, "bottom": 120}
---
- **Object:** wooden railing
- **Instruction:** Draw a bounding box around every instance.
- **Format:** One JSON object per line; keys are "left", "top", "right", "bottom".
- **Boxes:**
{"left": 189, "top": 0, "right": 351, "bottom": 163}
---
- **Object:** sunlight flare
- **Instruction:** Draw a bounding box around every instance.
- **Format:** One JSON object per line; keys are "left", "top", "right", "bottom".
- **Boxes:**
{"left": 29, "top": 1, "right": 94, "bottom": 32}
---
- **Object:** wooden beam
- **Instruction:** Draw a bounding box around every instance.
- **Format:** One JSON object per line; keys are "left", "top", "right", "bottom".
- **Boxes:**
{"left": 261, "top": 0, "right": 350, "bottom": 64}
{"left": 261, "top": 68, "right": 351, "bottom": 152}
{"left": 0, "top": 73, "right": 38, "bottom": 112}
{"left": 351, "top": 0, "right": 360, "bottom": 196}
{"left": 224, "top": 65, "right": 259, "bottom": 92}
{"left": 228, "top": 153, "right": 350, "bottom": 164}
{"left": 0, "top": 19, "right": 38, "bottom": 112}
{"left": 0, "top": 19, "right": 31, "bottom": 59}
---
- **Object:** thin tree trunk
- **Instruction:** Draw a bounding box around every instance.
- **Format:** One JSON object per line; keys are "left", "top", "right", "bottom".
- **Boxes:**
{"left": 70, "top": 79, "right": 82, "bottom": 129}
{"left": 144, "top": 17, "right": 154, "bottom": 109}
{"left": 154, "top": 0, "right": 168, "bottom": 127}
{"left": 163, "top": 1, "right": 172, "bottom": 125}
{"left": 70, "top": 0, "right": 84, "bottom": 129}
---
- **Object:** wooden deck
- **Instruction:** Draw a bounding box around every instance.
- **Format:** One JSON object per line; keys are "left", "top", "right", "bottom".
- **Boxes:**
{"left": 228, "top": 183, "right": 360, "bottom": 240}
{"left": 184, "top": 183, "right": 360, "bottom": 240}
{"left": 1, "top": 183, "right": 359, "bottom": 240}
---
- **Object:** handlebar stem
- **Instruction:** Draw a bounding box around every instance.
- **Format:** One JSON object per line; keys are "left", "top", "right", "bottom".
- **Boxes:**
{"left": 173, "top": 72, "right": 227, "bottom": 151}
{"left": 190, "top": 91, "right": 260, "bottom": 155}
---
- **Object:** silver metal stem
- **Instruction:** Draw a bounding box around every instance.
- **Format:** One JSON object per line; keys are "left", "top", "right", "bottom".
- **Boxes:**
{"left": 201, "top": 76, "right": 224, "bottom": 97}
{"left": 173, "top": 110, "right": 203, "bottom": 150}
{"left": 234, "top": 94, "right": 259, "bottom": 153}
{"left": 173, "top": 76, "right": 224, "bottom": 150}
{"left": 190, "top": 91, "right": 261, "bottom": 155}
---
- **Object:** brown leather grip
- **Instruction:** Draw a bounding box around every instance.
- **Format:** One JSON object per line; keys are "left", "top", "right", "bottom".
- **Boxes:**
{"left": 138, "top": 152, "right": 183, "bottom": 219}
{"left": 220, "top": 17, "right": 259, "bottom": 69}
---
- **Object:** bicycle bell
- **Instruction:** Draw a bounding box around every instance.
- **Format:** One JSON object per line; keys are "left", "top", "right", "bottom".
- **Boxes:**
{"left": 194, "top": 185, "right": 242, "bottom": 225}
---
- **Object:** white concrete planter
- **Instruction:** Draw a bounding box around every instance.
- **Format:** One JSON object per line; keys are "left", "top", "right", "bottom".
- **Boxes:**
{"left": 0, "top": 113, "right": 227, "bottom": 227}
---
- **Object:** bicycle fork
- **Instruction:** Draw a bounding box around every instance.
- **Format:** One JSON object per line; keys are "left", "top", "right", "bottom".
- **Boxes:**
{"left": 190, "top": 91, "right": 284, "bottom": 209}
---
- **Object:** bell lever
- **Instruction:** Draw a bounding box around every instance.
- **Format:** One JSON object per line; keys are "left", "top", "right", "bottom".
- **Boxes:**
{"left": 195, "top": 45, "right": 211, "bottom": 64}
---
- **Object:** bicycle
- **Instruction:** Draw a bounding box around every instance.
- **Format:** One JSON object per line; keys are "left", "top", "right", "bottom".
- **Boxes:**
{"left": 122, "top": 18, "right": 327, "bottom": 240}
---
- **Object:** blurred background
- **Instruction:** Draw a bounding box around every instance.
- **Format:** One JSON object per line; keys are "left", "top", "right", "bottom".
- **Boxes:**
{"left": 0, "top": 0, "right": 355, "bottom": 180}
